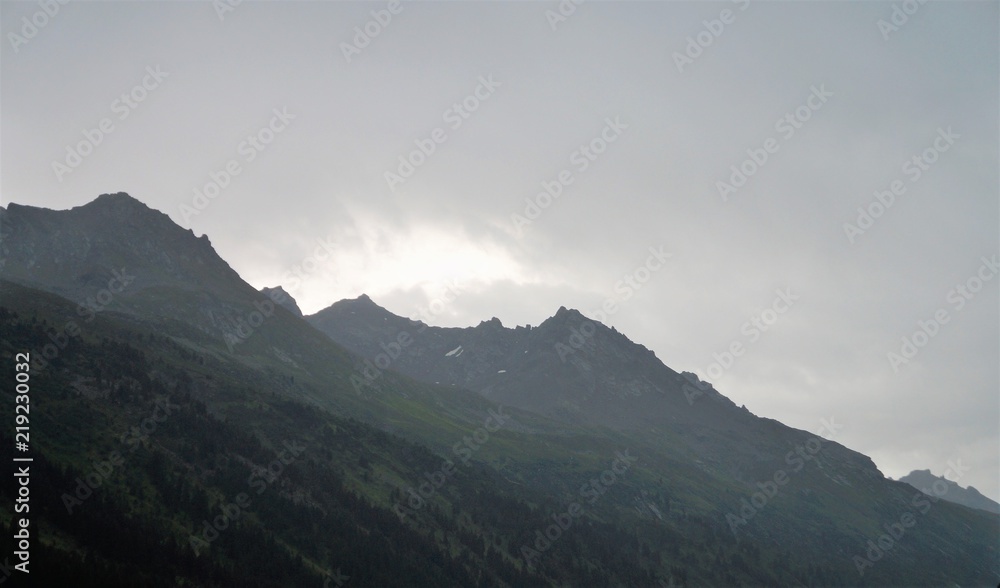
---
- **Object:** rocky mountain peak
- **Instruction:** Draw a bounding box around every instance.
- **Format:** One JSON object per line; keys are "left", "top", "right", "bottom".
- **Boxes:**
{"left": 261, "top": 286, "right": 303, "bottom": 317}
{"left": 88, "top": 191, "right": 146, "bottom": 208}
{"left": 476, "top": 317, "right": 504, "bottom": 329}
{"left": 0, "top": 192, "right": 248, "bottom": 312}
{"left": 899, "top": 469, "right": 1000, "bottom": 514}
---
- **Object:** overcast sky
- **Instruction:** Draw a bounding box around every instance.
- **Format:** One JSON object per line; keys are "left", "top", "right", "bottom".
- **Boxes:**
{"left": 2, "top": 1, "right": 997, "bottom": 502}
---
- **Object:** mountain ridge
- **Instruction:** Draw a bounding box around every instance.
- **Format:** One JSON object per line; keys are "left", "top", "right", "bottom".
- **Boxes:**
{"left": 899, "top": 469, "right": 1000, "bottom": 514}
{"left": 306, "top": 291, "right": 739, "bottom": 426}
{"left": 2, "top": 191, "right": 997, "bottom": 586}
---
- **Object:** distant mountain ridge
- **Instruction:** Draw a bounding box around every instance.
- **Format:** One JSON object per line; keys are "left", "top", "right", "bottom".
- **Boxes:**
{"left": 307, "top": 294, "right": 739, "bottom": 430}
{"left": 303, "top": 291, "right": 901, "bottom": 500}
{"left": 899, "top": 469, "right": 1000, "bottom": 514}
{"left": 261, "top": 286, "right": 302, "bottom": 317}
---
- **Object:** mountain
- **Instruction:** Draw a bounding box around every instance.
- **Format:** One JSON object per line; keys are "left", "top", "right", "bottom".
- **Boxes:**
{"left": 0, "top": 192, "right": 244, "bottom": 303}
{"left": 308, "top": 295, "right": 878, "bottom": 485}
{"left": 309, "top": 291, "right": 1000, "bottom": 583}
{"left": 2, "top": 193, "right": 998, "bottom": 587}
{"left": 0, "top": 193, "right": 576, "bottom": 456}
{"left": 899, "top": 470, "right": 1000, "bottom": 514}
{"left": 261, "top": 286, "right": 303, "bottom": 317}
{"left": 308, "top": 295, "right": 740, "bottom": 428}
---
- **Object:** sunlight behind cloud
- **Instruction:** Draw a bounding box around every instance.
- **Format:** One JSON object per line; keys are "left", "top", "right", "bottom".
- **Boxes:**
{"left": 275, "top": 214, "right": 541, "bottom": 316}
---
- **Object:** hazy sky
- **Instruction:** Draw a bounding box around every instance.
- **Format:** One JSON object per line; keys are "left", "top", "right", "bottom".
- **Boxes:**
{"left": 2, "top": 1, "right": 998, "bottom": 502}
